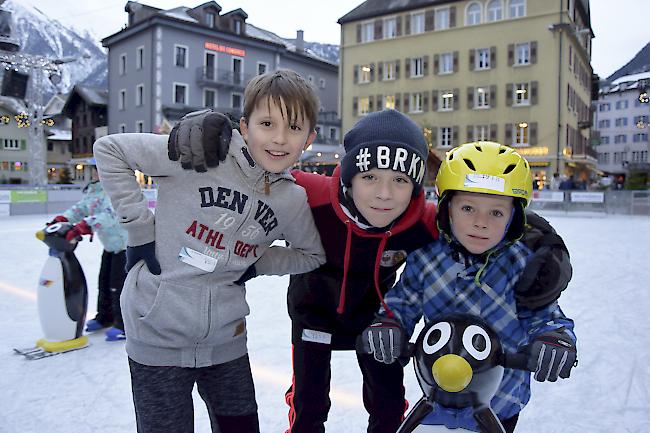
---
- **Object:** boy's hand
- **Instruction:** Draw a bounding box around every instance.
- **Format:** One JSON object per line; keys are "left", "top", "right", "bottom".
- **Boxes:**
{"left": 168, "top": 109, "right": 233, "bottom": 172}
{"left": 64, "top": 220, "right": 92, "bottom": 241}
{"left": 527, "top": 330, "right": 577, "bottom": 382}
{"left": 234, "top": 265, "right": 257, "bottom": 286}
{"left": 357, "top": 317, "right": 406, "bottom": 364}
{"left": 126, "top": 241, "right": 161, "bottom": 275}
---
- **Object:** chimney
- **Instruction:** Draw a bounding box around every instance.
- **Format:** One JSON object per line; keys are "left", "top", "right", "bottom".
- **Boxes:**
{"left": 296, "top": 30, "right": 304, "bottom": 52}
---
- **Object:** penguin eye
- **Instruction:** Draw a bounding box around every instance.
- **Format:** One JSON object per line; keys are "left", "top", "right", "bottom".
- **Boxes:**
{"left": 462, "top": 325, "right": 491, "bottom": 361}
{"left": 422, "top": 321, "right": 452, "bottom": 355}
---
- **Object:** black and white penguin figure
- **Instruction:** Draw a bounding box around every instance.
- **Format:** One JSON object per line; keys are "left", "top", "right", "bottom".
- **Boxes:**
{"left": 34, "top": 222, "right": 89, "bottom": 352}
{"left": 397, "top": 314, "right": 513, "bottom": 433}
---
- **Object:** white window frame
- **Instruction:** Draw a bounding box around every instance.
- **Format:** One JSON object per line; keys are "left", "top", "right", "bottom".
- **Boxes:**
{"left": 475, "top": 87, "right": 489, "bottom": 108}
{"left": 476, "top": 48, "right": 490, "bottom": 70}
{"left": 361, "top": 21, "right": 374, "bottom": 43}
{"left": 3, "top": 138, "right": 19, "bottom": 149}
{"left": 203, "top": 88, "right": 217, "bottom": 108}
{"left": 411, "top": 57, "right": 424, "bottom": 78}
{"left": 360, "top": 64, "right": 372, "bottom": 83}
{"left": 204, "top": 51, "right": 217, "bottom": 81}
{"left": 515, "top": 42, "right": 530, "bottom": 66}
{"left": 514, "top": 82, "right": 530, "bottom": 106}
{"left": 439, "top": 126, "right": 453, "bottom": 147}
{"left": 118, "top": 124, "right": 126, "bottom": 133}
{"left": 411, "top": 11, "right": 425, "bottom": 34}
{"left": 383, "top": 61, "right": 396, "bottom": 80}
{"left": 487, "top": 0, "right": 503, "bottom": 21}
{"left": 514, "top": 122, "right": 529, "bottom": 146}
{"left": 231, "top": 92, "right": 243, "bottom": 110}
{"left": 410, "top": 93, "right": 424, "bottom": 113}
{"left": 136, "top": 46, "right": 144, "bottom": 70}
{"left": 475, "top": 125, "right": 490, "bottom": 141}
{"left": 234, "top": 20, "right": 242, "bottom": 34}
{"left": 119, "top": 53, "right": 127, "bottom": 75}
{"left": 174, "top": 44, "right": 188, "bottom": 68}
{"left": 329, "top": 127, "right": 339, "bottom": 140}
{"left": 359, "top": 97, "right": 370, "bottom": 115}
{"left": 384, "top": 94, "right": 396, "bottom": 110}
{"left": 135, "top": 84, "right": 144, "bottom": 106}
{"left": 231, "top": 56, "right": 244, "bottom": 84}
{"left": 118, "top": 89, "right": 126, "bottom": 110}
{"left": 256, "top": 61, "right": 268, "bottom": 76}
{"left": 206, "top": 12, "right": 216, "bottom": 28}
{"left": 383, "top": 16, "right": 397, "bottom": 39}
{"left": 173, "top": 82, "right": 188, "bottom": 105}
{"left": 435, "top": 7, "right": 451, "bottom": 30}
{"left": 466, "top": 2, "right": 483, "bottom": 26}
{"left": 135, "top": 120, "right": 144, "bottom": 133}
{"left": 439, "top": 52, "right": 454, "bottom": 74}
{"left": 440, "top": 91, "right": 454, "bottom": 111}
{"left": 508, "top": 0, "right": 526, "bottom": 19}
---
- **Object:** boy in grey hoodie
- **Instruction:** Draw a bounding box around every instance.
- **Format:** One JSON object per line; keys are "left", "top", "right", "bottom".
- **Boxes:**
{"left": 94, "top": 70, "right": 326, "bottom": 433}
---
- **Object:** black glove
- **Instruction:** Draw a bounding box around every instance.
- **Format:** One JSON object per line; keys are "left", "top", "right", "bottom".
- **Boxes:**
{"left": 516, "top": 211, "right": 572, "bottom": 310}
{"left": 527, "top": 330, "right": 577, "bottom": 382}
{"left": 126, "top": 241, "right": 161, "bottom": 275}
{"left": 234, "top": 265, "right": 257, "bottom": 286}
{"left": 357, "top": 316, "right": 406, "bottom": 364}
{"left": 168, "top": 109, "right": 233, "bottom": 172}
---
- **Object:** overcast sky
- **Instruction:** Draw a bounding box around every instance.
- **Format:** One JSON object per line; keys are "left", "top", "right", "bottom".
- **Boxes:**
{"left": 22, "top": 0, "right": 649, "bottom": 79}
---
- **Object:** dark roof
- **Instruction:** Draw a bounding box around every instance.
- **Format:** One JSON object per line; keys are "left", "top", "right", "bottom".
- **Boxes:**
{"left": 338, "top": 0, "right": 453, "bottom": 24}
{"left": 62, "top": 85, "right": 108, "bottom": 118}
{"left": 222, "top": 8, "right": 248, "bottom": 19}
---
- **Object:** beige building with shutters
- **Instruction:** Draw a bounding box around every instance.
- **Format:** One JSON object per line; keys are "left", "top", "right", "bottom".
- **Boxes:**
{"left": 338, "top": 0, "right": 598, "bottom": 187}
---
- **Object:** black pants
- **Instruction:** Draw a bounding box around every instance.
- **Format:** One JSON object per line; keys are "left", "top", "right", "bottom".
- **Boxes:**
{"left": 128, "top": 355, "right": 260, "bottom": 433}
{"left": 96, "top": 250, "right": 126, "bottom": 330}
{"left": 502, "top": 413, "right": 519, "bottom": 433}
{"left": 285, "top": 340, "right": 406, "bottom": 433}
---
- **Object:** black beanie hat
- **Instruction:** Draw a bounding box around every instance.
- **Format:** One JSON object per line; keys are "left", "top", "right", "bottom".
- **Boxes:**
{"left": 340, "top": 109, "right": 428, "bottom": 195}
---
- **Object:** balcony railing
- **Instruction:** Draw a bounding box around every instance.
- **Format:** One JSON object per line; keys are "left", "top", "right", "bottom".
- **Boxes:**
{"left": 196, "top": 67, "right": 254, "bottom": 90}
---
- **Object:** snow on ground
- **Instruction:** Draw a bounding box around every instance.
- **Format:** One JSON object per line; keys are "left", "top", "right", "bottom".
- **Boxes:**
{"left": 1, "top": 213, "right": 649, "bottom": 433}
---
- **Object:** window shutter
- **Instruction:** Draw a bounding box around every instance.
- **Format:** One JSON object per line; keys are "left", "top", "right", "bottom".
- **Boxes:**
{"left": 531, "top": 81, "right": 538, "bottom": 105}
{"left": 423, "top": 92, "right": 429, "bottom": 112}
{"left": 425, "top": 10, "right": 434, "bottom": 31}
{"left": 354, "top": 65, "right": 359, "bottom": 84}
{"left": 423, "top": 55, "right": 429, "bottom": 75}
{"left": 490, "top": 124, "right": 498, "bottom": 141}
{"left": 506, "top": 83, "right": 513, "bottom": 106}
{"left": 490, "top": 46, "right": 496, "bottom": 68}
{"left": 20, "top": 139, "right": 26, "bottom": 150}
{"left": 405, "top": 58, "right": 411, "bottom": 78}
{"left": 469, "top": 49, "right": 475, "bottom": 71}
{"left": 395, "top": 60, "right": 401, "bottom": 79}
{"left": 453, "top": 88, "right": 459, "bottom": 110}
{"left": 467, "top": 86, "right": 474, "bottom": 109}
{"left": 377, "top": 95, "right": 383, "bottom": 110}
{"left": 431, "top": 127, "right": 438, "bottom": 146}
{"left": 531, "top": 41, "right": 538, "bottom": 64}
{"left": 353, "top": 97, "right": 358, "bottom": 116}
{"left": 370, "top": 63, "right": 375, "bottom": 82}
{"left": 356, "top": 24, "right": 361, "bottom": 43}
{"left": 530, "top": 122, "right": 538, "bottom": 145}
{"left": 467, "top": 125, "right": 474, "bottom": 141}
{"left": 505, "top": 123, "right": 513, "bottom": 144}
{"left": 453, "top": 51, "right": 459, "bottom": 72}
{"left": 434, "top": 54, "right": 439, "bottom": 74}
{"left": 396, "top": 16, "right": 402, "bottom": 36}
{"left": 432, "top": 90, "right": 439, "bottom": 110}
{"left": 403, "top": 92, "right": 410, "bottom": 112}
{"left": 374, "top": 20, "right": 383, "bottom": 40}
{"left": 450, "top": 6, "right": 456, "bottom": 28}
{"left": 490, "top": 85, "right": 497, "bottom": 107}
{"left": 507, "top": 44, "right": 514, "bottom": 66}
{"left": 405, "top": 14, "right": 411, "bottom": 35}
{"left": 395, "top": 93, "right": 401, "bottom": 111}
{"left": 378, "top": 62, "right": 384, "bottom": 81}
{"left": 369, "top": 95, "right": 374, "bottom": 112}
{"left": 452, "top": 126, "right": 459, "bottom": 145}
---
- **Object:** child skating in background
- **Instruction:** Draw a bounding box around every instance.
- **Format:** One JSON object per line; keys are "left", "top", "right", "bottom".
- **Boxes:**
{"left": 94, "top": 69, "right": 326, "bottom": 433}
{"left": 359, "top": 141, "right": 577, "bottom": 433}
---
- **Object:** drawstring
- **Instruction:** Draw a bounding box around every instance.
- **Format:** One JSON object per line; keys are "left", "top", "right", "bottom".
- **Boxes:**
{"left": 474, "top": 249, "right": 495, "bottom": 286}
{"left": 336, "top": 221, "right": 354, "bottom": 314}
{"left": 374, "top": 232, "right": 395, "bottom": 319}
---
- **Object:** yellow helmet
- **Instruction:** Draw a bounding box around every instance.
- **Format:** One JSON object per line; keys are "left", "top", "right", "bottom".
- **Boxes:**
{"left": 436, "top": 141, "right": 533, "bottom": 206}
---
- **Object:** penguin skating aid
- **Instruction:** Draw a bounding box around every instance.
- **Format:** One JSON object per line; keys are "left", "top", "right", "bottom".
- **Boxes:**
{"left": 14, "top": 222, "right": 90, "bottom": 360}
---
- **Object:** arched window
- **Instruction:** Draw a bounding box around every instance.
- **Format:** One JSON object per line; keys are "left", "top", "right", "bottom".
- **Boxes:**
{"left": 508, "top": 0, "right": 525, "bottom": 18}
{"left": 487, "top": 0, "right": 503, "bottom": 21}
{"left": 466, "top": 2, "right": 482, "bottom": 25}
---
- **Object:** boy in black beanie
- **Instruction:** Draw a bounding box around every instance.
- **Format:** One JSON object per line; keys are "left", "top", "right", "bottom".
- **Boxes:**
{"left": 167, "top": 108, "right": 573, "bottom": 433}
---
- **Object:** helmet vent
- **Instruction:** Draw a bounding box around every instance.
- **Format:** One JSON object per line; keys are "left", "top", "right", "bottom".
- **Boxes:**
{"left": 463, "top": 158, "right": 476, "bottom": 171}
{"left": 474, "top": 145, "right": 483, "bottom": 152}
{"left": 498, "top": 147, "right": 507, "bottom": 154}
{"left": 503, "top": 164, "right": 516, "bottom": 174}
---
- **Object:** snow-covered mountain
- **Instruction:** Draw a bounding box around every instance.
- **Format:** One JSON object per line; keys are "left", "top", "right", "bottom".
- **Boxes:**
{"left": 3, "top": 0, "right": 108, "bottom": 100}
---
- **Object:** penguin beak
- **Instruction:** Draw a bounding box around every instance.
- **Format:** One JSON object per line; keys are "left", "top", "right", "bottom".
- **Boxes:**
{"left": 35, "top": 230, "right": 45, "bottom": 241}
{"left": 431, "top": 354, "right": 473, "bottom": 392}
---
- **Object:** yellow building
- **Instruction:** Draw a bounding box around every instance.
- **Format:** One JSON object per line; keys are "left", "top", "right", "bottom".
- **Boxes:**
{"left": 338, "top": 0, "right": 597, "bottom": 187}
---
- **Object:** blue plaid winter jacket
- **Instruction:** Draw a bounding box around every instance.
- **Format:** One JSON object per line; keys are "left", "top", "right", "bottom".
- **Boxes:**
{"left": 381, "top": 238, "right": 576, "bottom": 431}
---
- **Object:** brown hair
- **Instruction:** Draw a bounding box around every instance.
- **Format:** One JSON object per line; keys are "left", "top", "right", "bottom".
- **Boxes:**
{"left": 242, "top": 69, "right": 320, "bottom": 131}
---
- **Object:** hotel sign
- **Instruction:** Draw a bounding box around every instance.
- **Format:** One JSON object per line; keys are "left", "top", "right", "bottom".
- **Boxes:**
{"left": 204, "top": 42, "right": 246, "bottom": 57}
{"left": 516, "top": 146, "right": 549, "bottom": 157}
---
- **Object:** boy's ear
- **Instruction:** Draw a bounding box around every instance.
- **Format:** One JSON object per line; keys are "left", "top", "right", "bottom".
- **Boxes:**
{"left": 239, "top": 117, "right": 248, "bottom": 140}
{"left": 304, "top": 130, "right": 317, "bottom": 150}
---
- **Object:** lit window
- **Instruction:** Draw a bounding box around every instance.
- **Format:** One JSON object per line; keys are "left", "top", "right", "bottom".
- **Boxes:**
{"left": 359, "top": 97, "right": 370, "bottom": 115}
{"left": 514, "top": 122, "right": 529, "bottom": 146}
{"left": 514, "top": 83, "right": 530, "bottom": 105}
{"left": 440, "top": 91, "right": 454, "bottom": 111}
{"left": 360, "top": 65, "right": 372, "bottom": 83}
{"left": 476, "top": 87, "right": 489, "bottom": 108}
{"left": 384, "top": 95, "right": 396, "bottom": 110}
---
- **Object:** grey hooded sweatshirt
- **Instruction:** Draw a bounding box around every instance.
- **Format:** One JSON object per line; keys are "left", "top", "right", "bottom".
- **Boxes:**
{"left": 94, "top": 131, "right": 325, "bottom": 368}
